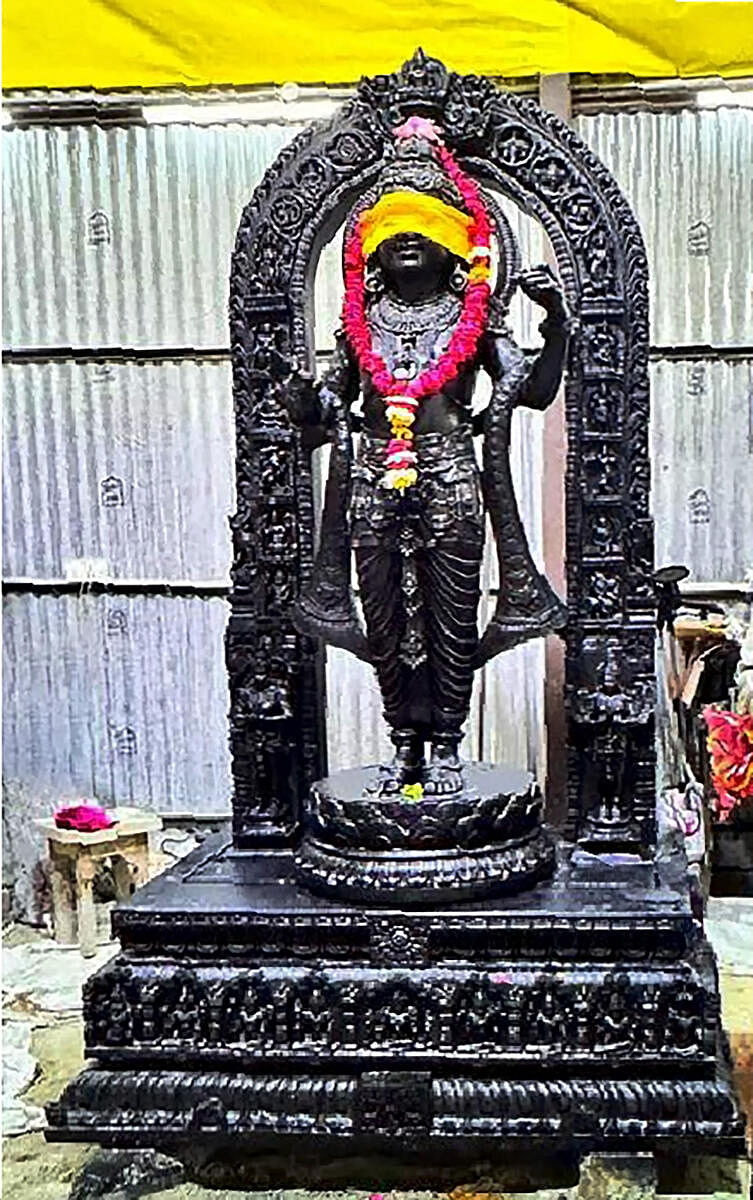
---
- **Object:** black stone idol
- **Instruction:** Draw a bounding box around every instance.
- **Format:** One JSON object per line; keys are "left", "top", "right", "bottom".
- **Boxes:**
{"left": 47, "top": 52, "right": 744, "bottom": 1177}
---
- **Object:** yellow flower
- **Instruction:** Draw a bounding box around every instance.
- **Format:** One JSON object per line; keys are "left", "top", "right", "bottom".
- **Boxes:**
{"left": 468, "top": 263, "right": 491, "bottom": 284}
{"left": 401, "top": 782, "right": 424, "bottom": 801}
{"left": 384, "top": 468, "right": 418, "bottom": 490}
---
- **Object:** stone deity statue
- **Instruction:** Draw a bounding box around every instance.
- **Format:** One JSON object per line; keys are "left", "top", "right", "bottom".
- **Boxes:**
{"left": 287, "top": 116, "right": 569, "bottom": 797}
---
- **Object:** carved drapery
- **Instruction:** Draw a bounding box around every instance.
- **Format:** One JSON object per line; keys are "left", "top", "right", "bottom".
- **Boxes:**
{"left": 228, "top": 51, "right": 654, "bottom": 847}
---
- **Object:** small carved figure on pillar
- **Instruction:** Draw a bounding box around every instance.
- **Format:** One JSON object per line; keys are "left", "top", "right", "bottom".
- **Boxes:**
{"left": 571, "top": 640, "right": 654, "bottom": 851}
{"left": 287, "top": 116, "right": 569, "bottom": 797}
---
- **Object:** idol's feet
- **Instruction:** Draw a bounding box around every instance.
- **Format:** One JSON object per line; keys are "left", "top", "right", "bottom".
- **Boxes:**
{"left": 423, "top": 733, "right": 464, "bottom": 796}
{"left": 365, "top": 728, "right": 425, "bottom": 796}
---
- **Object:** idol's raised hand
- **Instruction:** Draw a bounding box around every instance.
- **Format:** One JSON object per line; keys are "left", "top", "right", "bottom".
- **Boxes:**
{"left": 518, "top": 263, "right": 568, "bottom": 320}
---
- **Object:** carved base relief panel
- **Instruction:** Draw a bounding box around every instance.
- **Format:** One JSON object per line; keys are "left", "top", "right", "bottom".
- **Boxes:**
{"left": 47, "top": 841, "right": 744, "bottom": 1156}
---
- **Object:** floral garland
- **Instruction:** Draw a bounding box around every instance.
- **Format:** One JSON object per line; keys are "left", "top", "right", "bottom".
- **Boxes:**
{"left": 342, "top": 116, "right": 492, "bottom": 490}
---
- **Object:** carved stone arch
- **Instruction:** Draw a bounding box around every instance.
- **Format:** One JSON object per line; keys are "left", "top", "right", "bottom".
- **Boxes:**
{"left": 227, "top": 51, "right": 655, "bottom": 848}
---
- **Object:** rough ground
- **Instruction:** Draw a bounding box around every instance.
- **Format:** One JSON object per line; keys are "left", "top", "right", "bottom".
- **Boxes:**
{"left": 3, "top": 903, "right": 752, "bottom": 1200}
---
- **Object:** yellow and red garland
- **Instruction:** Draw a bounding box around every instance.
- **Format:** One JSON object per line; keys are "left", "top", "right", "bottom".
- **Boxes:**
{"left": 342, "top": 116, "right": 492, "bottom": 490}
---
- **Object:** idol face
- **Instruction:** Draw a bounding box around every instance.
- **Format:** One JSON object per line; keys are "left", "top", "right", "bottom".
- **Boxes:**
{"left": 376, "top": 232, "right": 452, "bottom": 286}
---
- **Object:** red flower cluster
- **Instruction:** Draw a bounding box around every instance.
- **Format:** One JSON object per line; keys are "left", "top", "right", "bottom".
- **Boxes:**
{"left": 703, "top": 706, "right": 753, "bottom": 821}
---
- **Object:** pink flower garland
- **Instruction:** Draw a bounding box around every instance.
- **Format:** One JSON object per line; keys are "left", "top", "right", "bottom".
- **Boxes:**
{"left": 342, "top": 128, "right": 492, "bottom": 489}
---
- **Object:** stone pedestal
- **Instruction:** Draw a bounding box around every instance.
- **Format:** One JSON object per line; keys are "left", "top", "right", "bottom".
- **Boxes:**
{"left": 295, "top": 764, "right": 555, "bottom": 904}
{"left": 46, "top": 835, "right": 745, "bottom": 1160}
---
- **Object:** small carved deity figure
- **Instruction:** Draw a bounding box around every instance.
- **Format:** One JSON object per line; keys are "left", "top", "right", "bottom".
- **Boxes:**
{"left": 572, "top": 640, "right": 654, "bottom": 843}
{"left": 236, "top": 636, "right": 293, "bottom": 723}
{"left": 239, "top": 983, "right": 275, "bottom": 1046}
{"left": 390, "top": 988, "right": 422, "bottom": 1044}
{"left": 259, "top": 444, "right": 289, "bottom": 493}
{"left": 291, "top": 978, "right": 333, "bottom": 1045}
{"left": 287, "top": 115, "right": 569, "bottom": 795}
{"left": 454, "top": 982, "right": 506, "bottom": 1048}
{"left": 219, "top": 983, "right": 245, "bottom": 1043}
{"left": 95, "top": 971, "right": 132, "bottom": 1045}
{"left": 368, "top": 986, "right": 422, "bottom": 1046}
{"left": 662, "top": 972, "right": 703, "bottom": 1056}
{"left": 592, "top": 972, "right": 635, "bottom": 1054}
{"left": 522, "top": 979, "right": 571, "bottom": 1051}
{"left": 162, "top": 979, "right": 207, "bottom": 1042}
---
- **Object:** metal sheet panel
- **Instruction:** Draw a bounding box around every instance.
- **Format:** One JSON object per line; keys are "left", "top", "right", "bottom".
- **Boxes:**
{"left": 575, "top": 109, "right": 753, "bottom": 347}
{"left": 3, "top": 360, "right": 234, "bottom": 581}
{"left": 2, "top": 120, "right": 551, "bottom": 353}
{"left": 651, "top": 357, "right": 753, "bottom": 582}
{"left": 2, "top": 593, "right": 232, "bottom": 813}
{"left": 5, "top": 111, "right": 752, "bottom": 352}
{"left": 2, "top": 123, "right": 299, "bottom": 350}
{"left": 481, "top": 635, "right": 547, "bottom": 780}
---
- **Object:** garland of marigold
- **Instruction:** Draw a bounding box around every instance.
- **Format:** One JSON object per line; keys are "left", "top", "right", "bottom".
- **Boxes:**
{"left": 342, "top": 120, "right": 492, "bottom": 490}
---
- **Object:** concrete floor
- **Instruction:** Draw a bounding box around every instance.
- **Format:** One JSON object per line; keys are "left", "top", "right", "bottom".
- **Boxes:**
{"left": 2, "top": 902, "right": 752, "bottom": 1200}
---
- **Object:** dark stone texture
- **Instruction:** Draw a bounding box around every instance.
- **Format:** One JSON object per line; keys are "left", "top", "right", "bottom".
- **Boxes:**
{"left": 295, "top": 763, "right": 554, "bottom": 903}
{"left": 47, "top": 838, "right": 744, "bottom": 1156}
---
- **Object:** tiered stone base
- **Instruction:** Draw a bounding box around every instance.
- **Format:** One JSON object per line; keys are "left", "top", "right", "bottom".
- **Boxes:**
{"left": 295, "top": 763, "right": 555, "bottom": 903}
{"left": 46, "top": 837, "right": 744, "bottom": 1159}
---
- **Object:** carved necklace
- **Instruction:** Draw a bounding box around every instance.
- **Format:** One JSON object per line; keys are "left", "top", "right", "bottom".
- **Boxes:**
{"left": 370, "top": 291, "right": 462, "bottom": 336}
{"left": 342, "top": 118, "right": 492, "bottom": 490}
{"left": 370, "top": 293, "right": 460, "bottom": 384}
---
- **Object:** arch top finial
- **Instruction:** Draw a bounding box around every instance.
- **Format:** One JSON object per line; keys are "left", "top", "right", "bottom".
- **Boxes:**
{"left": 357, "top": 49, "right": 452, "bottom": 124}
{"left": 356, "top": 50, "right": 497, "bottom": 140}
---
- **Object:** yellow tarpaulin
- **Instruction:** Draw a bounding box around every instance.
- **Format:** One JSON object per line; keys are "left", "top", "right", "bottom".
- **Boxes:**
{"left": 3, "top": 0, "right": 753, "bottom": 90}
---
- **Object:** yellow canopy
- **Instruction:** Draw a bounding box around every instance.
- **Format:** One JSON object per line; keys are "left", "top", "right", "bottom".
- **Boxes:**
{"left": 3, "top": 1, "right": 752, "bottom": 90}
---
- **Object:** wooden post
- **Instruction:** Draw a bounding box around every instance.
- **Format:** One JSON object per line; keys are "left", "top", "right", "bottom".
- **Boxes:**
{"left": 538, "top": 73, "right": 571, "bottom": 826}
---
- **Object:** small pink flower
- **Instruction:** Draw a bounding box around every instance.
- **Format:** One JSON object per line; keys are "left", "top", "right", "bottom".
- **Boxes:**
{"left": 393, "top": 115, "right": 442, "bottom": 143}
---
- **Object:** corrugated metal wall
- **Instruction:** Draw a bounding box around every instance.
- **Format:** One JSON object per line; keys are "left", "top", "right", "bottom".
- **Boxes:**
{"left": 1, "top": 124, "right": 298, "bottom": 350}
{"left": 575, "top": 110, "right": 753, "bottom": 585}
{"left": 650, "top": 358, "right": 753, "bottom": 581}
{"left": 575, "top": 110, "right": 753, "bottom": 348}
{"left": 3, "top": 360, "right": 234, "bottom": 580}
{"left": 3, "top": 593, "right": 231, "bottom": 809}
{"left": 3, "top": 103, "right": 752, "bottom": 851}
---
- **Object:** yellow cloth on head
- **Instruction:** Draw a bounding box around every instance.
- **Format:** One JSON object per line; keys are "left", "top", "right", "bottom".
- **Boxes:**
{"left": 359, "top": 190, "right": 473, "bottom": 261}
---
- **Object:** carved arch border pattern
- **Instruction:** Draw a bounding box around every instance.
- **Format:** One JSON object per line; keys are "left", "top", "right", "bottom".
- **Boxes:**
{"left": 227, "top": 53, "right": 655, "bottom": 847}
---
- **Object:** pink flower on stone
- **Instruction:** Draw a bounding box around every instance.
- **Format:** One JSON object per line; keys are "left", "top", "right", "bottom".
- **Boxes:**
{"left": 393, "top": 115, "right": 442, "bottom": 143}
